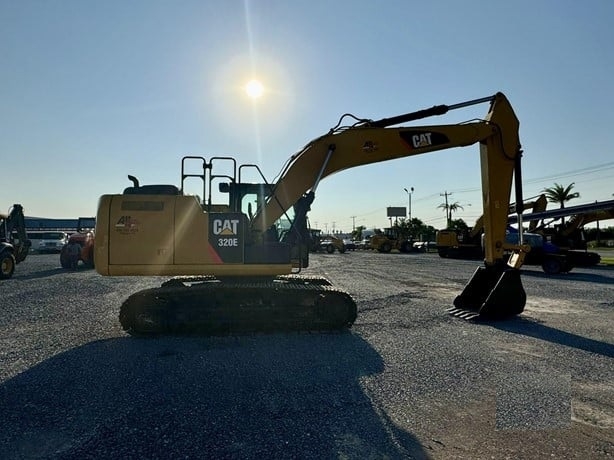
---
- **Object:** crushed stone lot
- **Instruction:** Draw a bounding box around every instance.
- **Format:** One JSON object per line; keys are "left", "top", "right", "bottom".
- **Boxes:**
{"left": 0, "top": 252, "right": 612, "bottom": 459}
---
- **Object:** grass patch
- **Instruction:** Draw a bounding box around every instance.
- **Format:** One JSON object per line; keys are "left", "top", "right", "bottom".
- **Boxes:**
{"left": 600, "top": 257, "right": 614, "bottom": 266}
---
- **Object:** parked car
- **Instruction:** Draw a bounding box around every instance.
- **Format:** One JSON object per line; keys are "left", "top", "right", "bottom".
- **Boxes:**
{"left": 413, "top": 241, "right": 437, "bottom": 252}
{"left": 27, "top": 231, "right": 70, "bottom": 253}
{"left": 343, "top": 239, "right": 357, "bottom": 251}
{"left": 358, "top": 238, "right": 372, "bottom": 249}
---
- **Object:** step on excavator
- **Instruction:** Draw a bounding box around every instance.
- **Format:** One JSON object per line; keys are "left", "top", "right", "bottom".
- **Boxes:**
{"left": 95, "top": 92, "right": 531, "bottom": 335}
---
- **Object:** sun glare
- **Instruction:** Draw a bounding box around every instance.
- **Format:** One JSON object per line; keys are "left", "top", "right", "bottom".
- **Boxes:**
{"left": 245, "top": 79, "right": 264, "bottom": 99}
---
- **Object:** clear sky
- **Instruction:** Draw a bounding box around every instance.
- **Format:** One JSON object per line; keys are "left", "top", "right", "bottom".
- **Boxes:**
{"left": 2, "top": 0, "right": 613, "bottom": 232}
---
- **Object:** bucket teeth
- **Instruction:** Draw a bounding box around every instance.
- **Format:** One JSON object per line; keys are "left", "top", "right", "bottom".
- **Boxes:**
{"left": 446, "top": 307, "right": 481, "bottom": 321}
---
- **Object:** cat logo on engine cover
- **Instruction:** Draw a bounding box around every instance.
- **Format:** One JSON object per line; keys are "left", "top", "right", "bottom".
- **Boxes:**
{"left": 210, "top": 213, "right": 245, "bottom": 263}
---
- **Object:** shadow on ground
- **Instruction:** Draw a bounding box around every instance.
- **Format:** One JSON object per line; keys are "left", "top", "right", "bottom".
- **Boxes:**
{"left": 521, "top": 268, "right": 614, "bottom": 284}
{"left": 0, "top": 333, "right": 427, "bottom": 459}
{"left": 488, "top": 317, "right": 614, "bottom": 358}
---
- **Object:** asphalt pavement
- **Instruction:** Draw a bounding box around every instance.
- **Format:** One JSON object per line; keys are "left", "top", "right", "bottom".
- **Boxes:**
{"left": 0, "top": 252, "right": 612, "bottom": 459}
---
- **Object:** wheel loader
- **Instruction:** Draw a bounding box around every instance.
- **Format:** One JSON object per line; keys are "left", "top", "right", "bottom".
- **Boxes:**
{"left": 306, "top": 229, "right": 346, "bottom": 253}
{"left": 0, "top": 204, "right": 31, "bottom": 279}
{"left": 319, "top": 234, "right": 347, "bottom": 253}
{"left": 369, "top": 227, "right": 413, "bottom": 253}
{"left": 96, "top": 92, "right": 532, "bottom": 335}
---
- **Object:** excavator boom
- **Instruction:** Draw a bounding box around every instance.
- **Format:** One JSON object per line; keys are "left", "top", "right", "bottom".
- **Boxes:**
{"left": 253, "top": 93, "right": 521, "bottom": 268}
{"left": 95, "top": 92, "right": 528, "bottom": 335}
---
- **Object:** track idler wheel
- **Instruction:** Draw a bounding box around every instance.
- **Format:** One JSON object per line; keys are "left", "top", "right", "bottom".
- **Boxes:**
{"left": 448, "top": 265, "right": 526, "bottom": 320}
{"left": 119, "top": 290, "right": 169, "bottom": 335}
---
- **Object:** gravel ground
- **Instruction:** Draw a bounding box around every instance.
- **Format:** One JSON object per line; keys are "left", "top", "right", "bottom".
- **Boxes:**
{"left": 0, "top": 252, "right": 612, "bottom": 459}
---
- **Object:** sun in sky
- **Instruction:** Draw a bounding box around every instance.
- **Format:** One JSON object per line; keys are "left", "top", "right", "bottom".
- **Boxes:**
{"left": 245, "top": 79, "right": 264, "bottom": 99}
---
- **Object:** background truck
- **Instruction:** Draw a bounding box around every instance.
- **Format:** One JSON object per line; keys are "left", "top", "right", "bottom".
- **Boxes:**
{"left": 60, "top": 217, "right": 96, "bottom": 269}
{"left": 27, "top": 230, "right": 70, "bottom": 253}
{"left": 0, "top": 204, "right": 31, "bottom": 279}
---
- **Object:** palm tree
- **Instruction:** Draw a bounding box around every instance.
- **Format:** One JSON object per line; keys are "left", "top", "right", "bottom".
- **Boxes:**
{"left": 437, "top": 201, "right": 464, "bottom": 227}
{"left": 542, "top": 182, "right": 580, "bottom": 208}
{"left": 542, "top": 182, "right": 580, "bottom": 224}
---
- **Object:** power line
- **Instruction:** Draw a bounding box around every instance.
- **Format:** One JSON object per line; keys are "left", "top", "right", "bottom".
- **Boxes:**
{"left": 524, "top": 161, "right": 614, "bottom": 184}
{"left": 431, "top": 161, "right": 614, "bottom": 196}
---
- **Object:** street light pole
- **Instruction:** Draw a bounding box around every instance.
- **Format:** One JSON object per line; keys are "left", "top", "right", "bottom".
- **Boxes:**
{"left": 403, "top": 187, "right": 414, "bottom": 221}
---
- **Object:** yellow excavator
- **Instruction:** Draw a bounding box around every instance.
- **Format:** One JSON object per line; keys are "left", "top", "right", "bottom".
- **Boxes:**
{"left": 95, "top": 92, "right": 530, "bottom": 334}
{"left": 436, "top": 194, "right": 548, "bottom": 259}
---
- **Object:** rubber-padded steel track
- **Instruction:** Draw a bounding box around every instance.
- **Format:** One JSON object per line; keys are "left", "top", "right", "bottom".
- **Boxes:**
{"left": 119, "top": 275, "right": 357, "bottom": 336}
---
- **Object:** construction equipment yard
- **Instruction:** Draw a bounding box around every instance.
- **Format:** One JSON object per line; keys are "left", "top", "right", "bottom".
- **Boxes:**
{"left": 1, "top": 252, "right": 612, "bottom": 459}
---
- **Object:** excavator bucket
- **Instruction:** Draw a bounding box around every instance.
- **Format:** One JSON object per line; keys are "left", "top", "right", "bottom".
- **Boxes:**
{"left": 448, "top": 265, "right": 526, "bottom": 320}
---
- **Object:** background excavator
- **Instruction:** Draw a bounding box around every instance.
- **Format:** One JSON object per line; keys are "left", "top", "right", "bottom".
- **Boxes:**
{"left": 437, "top": 196, "right": 614, "bottom": 274}
{"left": 0, "top": 204, "right": 31, "bottom": 279}
{"left": 95, "top": 92, "right": 530, "bottom": 335}
{"left": 436, "top": 194, "right": 548, "bottom": 259}
{"left": 506, "top": 198, "right": 614, "bottom": 274}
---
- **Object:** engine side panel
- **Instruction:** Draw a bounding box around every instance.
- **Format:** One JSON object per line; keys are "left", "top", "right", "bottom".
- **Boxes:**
{"left": 95, "top": 194, "right": 292, "bottom": 276}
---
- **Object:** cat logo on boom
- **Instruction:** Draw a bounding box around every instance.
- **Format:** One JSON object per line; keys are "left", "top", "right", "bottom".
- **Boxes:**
{"left": 412, "top": 132, "right": 433, "bottom": 148}
{"left": 399, "top": 130, "right": 450, "bottom": 150}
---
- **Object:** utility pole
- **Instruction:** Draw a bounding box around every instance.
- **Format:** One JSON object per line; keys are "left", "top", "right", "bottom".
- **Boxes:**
{"left": 404, "top": 187, "right": 414, "bottom": 221}
{"left": 596, "top": 200, "right": 600, "bottom": 246}
{"left": 440, "top": 191, "right": 452, "bottom": 227}
{"left": 350, "top": 215, "right": 356, "bottom": 231}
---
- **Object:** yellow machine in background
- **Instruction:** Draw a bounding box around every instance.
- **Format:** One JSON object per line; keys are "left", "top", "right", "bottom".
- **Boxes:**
{"left": 369, "top": 227, "right": 413, "bottom": 253}
{"left": 0, "top": 204, "right": 31, "bottom": 279}
{"left": 436, "top": 194, "right": 548, "bottom": 259}
{"left": 96, "top": 92, "right": 529, "bottom": 335}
